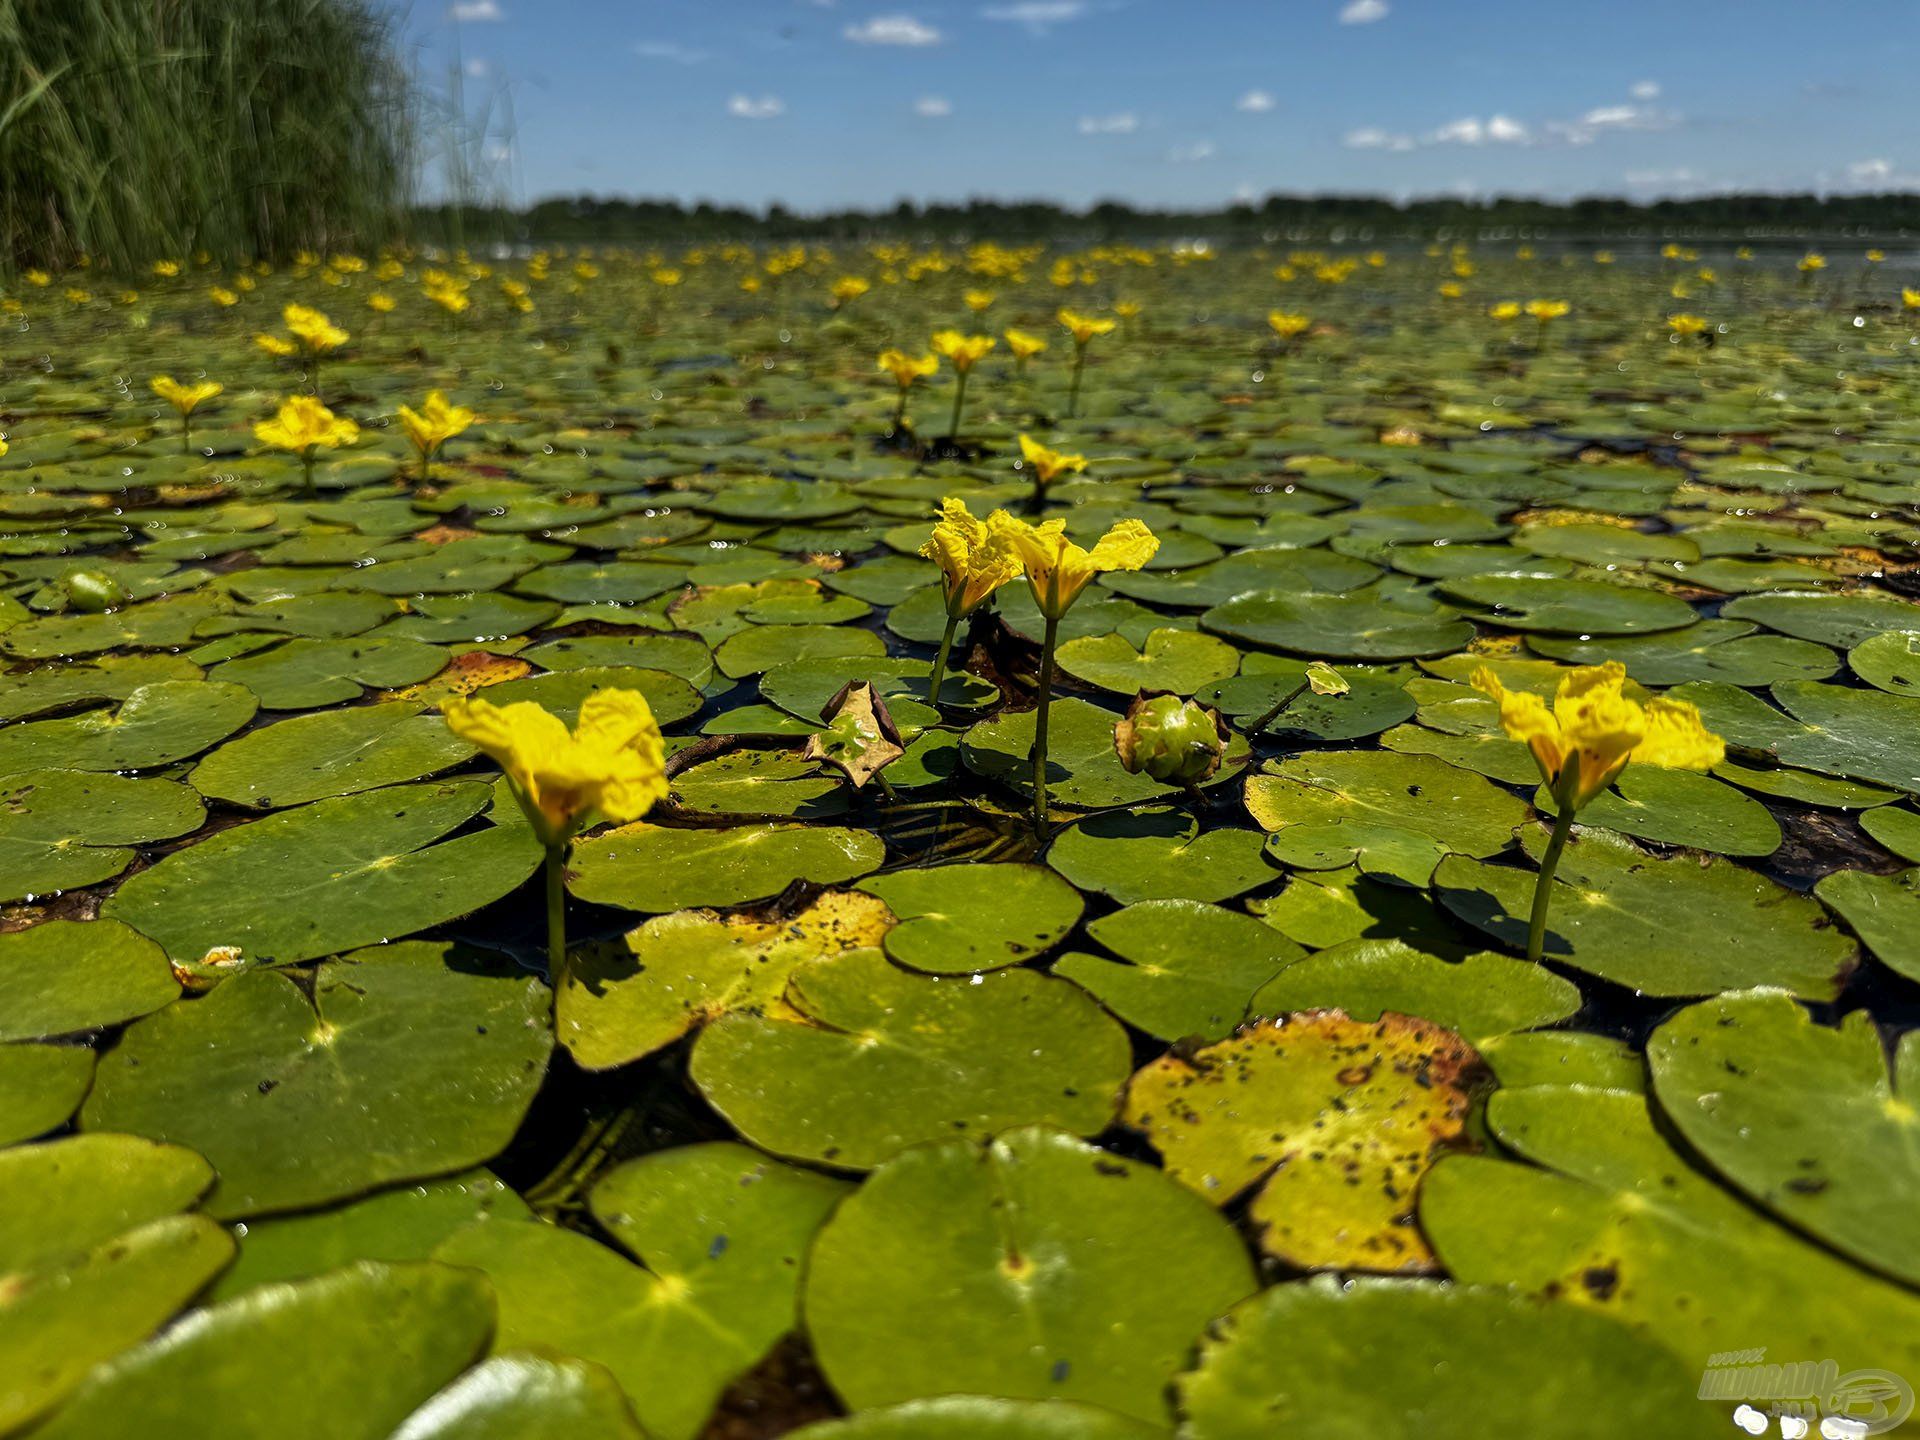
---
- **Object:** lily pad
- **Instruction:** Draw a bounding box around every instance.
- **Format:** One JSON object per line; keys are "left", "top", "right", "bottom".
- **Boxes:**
{"left": 1123, "top": 1011, "right": 1479, "bottom": 1271}
{"left": 0, "top": 770, "right": 205, "bottom": 902}
{"left": 0, "top": 680, "right": 256, "bottom": 776}
{"left": 964, "top": 697, "right": 1249, "bottom": 811}
{"left": 391, "top": 1354, "right": 646, "bottom": 1440}
{"left": 0, "top": 1042, "right": 97, "bottom": 1145}
{"left": 82, "top": 942, "right": 552, "bottom": 1218}
{"left": 858, "top": 863, "right": 1082, "bottom": 974}
{"left": 0, "top": 919, "right": 179, "bottom": 1042}
{"left": 569, "top": 821, "right": 885, "bottom": 913}
{"left": 0, "top": 1132, "right": 213, "bottom": 1274}
{"left": 1529, "top": 619, "right": 1838, "bottom": 686}
{"left": 1047, "top": 808, "right": 1278, "bottom": 904}
{"left": 804, "top": 1127, "right": 1257, "bottom": 1425}
{"left": 1439, "top": 575, "right": 1697, "bottom": 634}
{"left": 1435, "top": 824, "right": 1855, "bottom": 999}
{"left": 790, "top": 1397, "right": 1167, "bottom": 1440}
{"left": 1202, "top": 592, "right": 1472, "bottom": 660}
{"left": 1531, "top": 764, "right": 1781, "bottom": 856}
{"left": 1054, "top": 628, "right": 1239, "bottom": 696}
{"left": 691, "top": 949, "right": 1131, "bottom": 1169}
{"left": 1649, "top": 990, "right": 1920, "bottom": 1287}
{"left": 190, "top": 702, "right": 475, "bottom": 808}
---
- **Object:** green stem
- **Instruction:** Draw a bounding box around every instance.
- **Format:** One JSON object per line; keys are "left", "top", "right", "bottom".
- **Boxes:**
{"left": 873, "top": 771, "right": 899, "bottom": 804}
{"left": 1246, "top": 678, "right": 1312, "bottom": 736}
{"left": 180, "top": 417, "right": 191, "bottom": 454}
{"left": 946, "top": 369, "right": 970, "bottom": 441}
{"left": 544, "top": 841, "right": 569, "bottom": 989}
{"left": 927, "top": 613, "right": 959, "bottom": 710}
{"left": 1067, "top": 344, "right": 1087, "bottom": 418}
{"left": 892, "top": 386, "right": 908, "bottom": 433}
{"left": 1030, "top": 616, "right": 1059, "bottom": 838}
{"left": 301, "top": 450, "right": 316, "bottom": 498}
{"left": 1526, "top": 802, "right": 1579, "bottom": 965}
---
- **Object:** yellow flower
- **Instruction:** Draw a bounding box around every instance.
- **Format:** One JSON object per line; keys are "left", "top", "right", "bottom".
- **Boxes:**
{"left": 1438, "top": 281, "right": 1463, "bottom": 299}
{"left": 964, "top": 289, "right": 995, "bottom": 313}
{"left": 1114, "top": 300, "right": 1142, "bottom": 319}
{"left": 283, "top": 303, "right": 348, "bottom": 353}
{"left": 209, "top": 286, "right": 239, "bottom": 307}
{"left": 151, "top": 259, "right": 181, "bottom": 278}
{"left": 368, "top": 292, "right": 397, "bottom": 313}
{"left": 1867, "top": 249, "right": 1886, "bottom": 263}
{"left": 1736, "top": 246, "right": 1754, "bottom": 261}
{"left": 396, "top": 390, "right": 478, "bottom": 459}
{"left": 1797, "top": 252, "right": 1827, "bottom": 273}
{"left": 255, "top": 333, "right": 298, "bottom": 358}
{"left": 920, "top": 497, "right": 1022, "bottom": 617}
{"left": 0, "top": 436, "right": 8, "bottom": 458}
{"left": 1057, "top": 308, "right": 1115, "bottom": 345}
{"left": 931, "top": 329, "right": 996, "bottom": 373}
{"left": 1594, "top": 250, "right": 1615, "bottom": 265}
{"left": 254, "top": 395, "right": 360, "bottom": 456}
{"left": 1524, "top": 299, "right": 1570, "bottom": 322}
{"left": 443, "top": 689, "right": 668, "bottom": 846}
{"left": 988, "top": 512, "right": 1159, "bottom": 621}
{"left": 878, "top": 348, "right": 939, "bottom": 387}
{"left": 651, "top": 267, "right": 683, "bottom": 287}
{"left": 1667, "top": 314, "right": 1710, "bottom": 337}
{"left": 1267, "top": 310, "right": 1311, "bottom": 339}
{"left": 1004, "top": 328, "right": 1048, "bottom": 360}
{"left": 830, "top": 276, "right": 870, "bottom": 304}
{"left": 1903, "top": 288, "right": 1920, "bottom": 311}
{"left": 1471, "top": 662, "right": 1723, "bottom": 808}
{"left": 1017, "top": 433, "right": 1087, "bottom": 487}
{"left": 1488, "top": 301, "right": 1522, "bottom": 322}
{"left": 151, "top": 376, "right": 222, "bottom": 415}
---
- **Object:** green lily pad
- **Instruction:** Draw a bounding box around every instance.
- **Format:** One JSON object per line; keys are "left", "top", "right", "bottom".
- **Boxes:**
{"left": 0, "top": 1215, "right": 237, "bottom": 1436}
{"left": 102, "top": 780, "right": 542, "bottom": 965}
{"left": 0, "top": 653, "right": 202, "bottom": 723}
{"left": 1722, "top": 590, "right": 1920, "bottom": 648}
{"left": 1246, "top": 750, "right": 1530, "bottom": 885}
{"left": 1178, "top": 1275, "right": 1722, "bottom": 1439}
{"left": 0, "top": 1132, "right": 213, "bottom": 1274}
{"left": 569, "top": 821, "right": 884, "bottom": 913}
{"left": 1529, "top": 618, "right": 1839, "bottom": 685}
{"left": 1848, "top": 628, "right": 1920, "bottom": 696}
{"left": 790, "top": 1397, "right": 1167, "bottom": 1440}
{"left": 1479, "top": 1030, "right": 1644, "bottom": 1092}
{"left": 0, "top": 680, "right": 256, "bottom": 776}
{"left": 1201, "top": 592, "right": 1472, "bottom": 660}
{"left": 472, "top": 665, "right": 703, "bottom": 728}
{"left": 1197, "top": 664, "right": 1414, "bottom": 741}
{"left": 82, "top": 942, "right": 552, "bottom": 1218}
{"left": 713, "top": 623, "right": 886, "bottom": 680}
{"left": 1649, "top": 990, "right": 1920, "bottom": 1287}
{"left": 1054, "top": 628, "right": 1239, "bottom": 696}
{"left": 390, "top": 1354, "right": 646, "bottom": 1440}
{"left": 1439, "top": 575, "right": 1697, "bottom": 634}
{"left": 1674, "top": 679, "right": 1920, "bottom": 794}
{"left": 190, "top": 702, "right": 475, "bottom": 809}
{"left": 691, "top": 949, "right": 1131, "bottom": 1169}
{"left": 557, "top": 891, "right": 894, "bottom": 1070}
{"left": 30, "top": 1261, "right": 494, "bottom": 1440}
{"left": 858, "top": 863, "right": 1083, "bottom": 974}
{"left": 1047, "top": 809, "right": 1277, "bottom": 904}
{"left": 210, "top": 1170, "right": 531, "bottom": 1302}
{"left": 804, "top": 1127, "right": 1256, "bottom": 1425}
{"left": 0, "top": 1042, "right": 96, "bottom": 1145}
{"left": 1249, "top": 865, "right": 1467, "bottom": 955}
{"left": 1437, "top": 824, "right": 1854, "bottom": 998}
{"left": 1249, "top": 939, "right": 1578, "bottom": 1042}
{"left": 1421, "top": 1086, "right": 1920, "bottom": 1383}
{"left": 1532, "top": 765, "right": 1781, "bottom": 856}
{"left": 1052, "top": 899, "right": 1303, "bottom": 1042}
{"left": 964, "top": 697, "right": 1249, "bottom": 811}
{"left": 0, "top": 769, "right": 205, "bottom": 902}
{"left": 1124, "top": 1011, "right": 1479, "bottom": 1271}
{"left": 1862, "top": 805, "right": 1920, "bottom": 861}
{"left": 0, "top": 919, "right": 179, "bottom": 1042}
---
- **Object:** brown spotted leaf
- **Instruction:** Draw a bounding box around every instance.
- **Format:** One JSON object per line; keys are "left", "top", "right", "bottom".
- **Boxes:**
{"left": 1122, "top": 1010, "right": 1481, "bottom": 1272}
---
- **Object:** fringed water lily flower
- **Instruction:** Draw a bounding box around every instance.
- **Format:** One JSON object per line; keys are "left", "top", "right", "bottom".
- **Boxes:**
{"left": 878, "top": 348, "right": 938, "bottom": 430}
{"left": 444, "top": 688, "right": 668, "bottom": 984}
{"left": 1472, "top": 662, "right": 1724, "bottom": 962}
{"left": 918, "top": 497, "right": 1022, "bottom": 706}
{"left": 930, "top": 330, "right": 996, "bottom": 440}
{"left": 151, "top": 375, "right": 221, "bottom": 451}
{"left": 254, "top": 395, "right": 359, "bottom": 496}
{"left": 1004, "top": 328, "right": 1048, "bottom": 371}
{"left": 1016, "top": 433, "right": 1086, "bottom": 512}
{"left": 1267, "top": 310, "right": 1311, "bottom": 341}
{"left": 989, "top": 513, "right": 1158, "bottom": 834}
{"left": 1056, "top": 307, "right": 1115, "bottom": 417}
{"left": 396, "top": 390, "right": 478, "bottom": 483}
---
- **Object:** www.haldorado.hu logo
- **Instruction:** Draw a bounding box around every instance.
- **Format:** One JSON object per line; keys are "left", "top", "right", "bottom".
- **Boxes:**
{"left": 1699, "top": 1350, "right": 1914, "bottom": 1437}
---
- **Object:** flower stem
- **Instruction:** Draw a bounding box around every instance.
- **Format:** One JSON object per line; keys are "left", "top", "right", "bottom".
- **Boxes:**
{"left": 927, "top": 613, "right": 959, "bottom": 710}
{"left": 946, "top": 370, "right": 969, "bottom": 441}
{"left": 544, "top": 841, "right": 569, "bottom": 990}
{"left": 1067, "top": 345, "right": 1087, "bottom": 418}
{"left": 892, "top": 386, "right": 908, "bottom": 433}
{"left": 180, "top": 418, "right": 191, "bottom": 454}
{"left": 301, "top": 450, "right": 316, "bottom": 498}
{"left": 1526, "top": 803, "right": 1579, "bottom": 964}
{"left": 1030, "top": 616, "right": 1059, "bottom": 839}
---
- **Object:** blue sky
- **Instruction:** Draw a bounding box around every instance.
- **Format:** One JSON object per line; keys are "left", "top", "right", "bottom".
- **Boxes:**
{"left": 405, "top": 0, "right": 1918, "bottom": 210}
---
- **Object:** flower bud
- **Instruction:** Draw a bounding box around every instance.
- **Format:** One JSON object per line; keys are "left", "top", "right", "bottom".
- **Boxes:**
{"left": 62, "top": 569, "right": 127, "bottom": 613}
{"left": 1114, "top": 692, "right": 1228, "bottom": 787}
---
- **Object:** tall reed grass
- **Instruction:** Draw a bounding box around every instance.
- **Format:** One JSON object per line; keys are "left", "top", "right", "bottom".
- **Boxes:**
{"left": 0, "top": 0, "right": 414, "bottom": 273}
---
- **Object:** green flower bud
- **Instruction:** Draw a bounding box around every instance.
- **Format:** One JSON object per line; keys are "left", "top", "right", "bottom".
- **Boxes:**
{"left": 62, "top": 569, "right": 127, "bottom": 613}
{"left": 1114, "top": 692, "right": 1228, "bottom": 787}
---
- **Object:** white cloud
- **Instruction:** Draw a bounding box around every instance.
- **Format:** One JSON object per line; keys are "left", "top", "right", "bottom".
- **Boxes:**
{"left": 1848, "top": 157, "right": 1895, "bottom": 183}
{"left": 1344, "top": 126, "right": 1413, "bottom": 151}
{"left": 727, "top": 94, "right": 786, "bottom": 119}
{"left": 1546, "top": 102, "right": 1677, "bottom": 144}
{"left": 914, "top": 95, "right": 953, "bottom": 117}
{"left": 844, "top": 14, "right": 942, "bottom": 44}
{"left": 1486, "top": 114, "right": 1529, "bottom": 143}
{"left": 634, "top": 41, "right": 710, "bottom": 64}
{"left": 1630, "top": 79, "right": 1661, "bottom": 100}
{"left": 1624, "top": 167, "right": 1701, "bottom": 188}
{"left": 1339, "top": 0, "right": 1389, "bottom": 24}
{"left": 982, "top": 1, "right": 1088, "bottom": 31}
{"left": 1078, "top": 112, "right": 1139, "bottom": 135}
{"left": 1430, "top": 117, "right": 1485, "bottom": 145}
{"left": 1169, "top": 140, "right": 1217, "bottom": 163}
{"left": 1235, "top": 89, "right": 1276, "bottom": 114}
{"left": 449, "top": 0, "right": 503, "bottom": 19}
{"left": 463, "top": 57, "right": 490, "bottom": 77}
